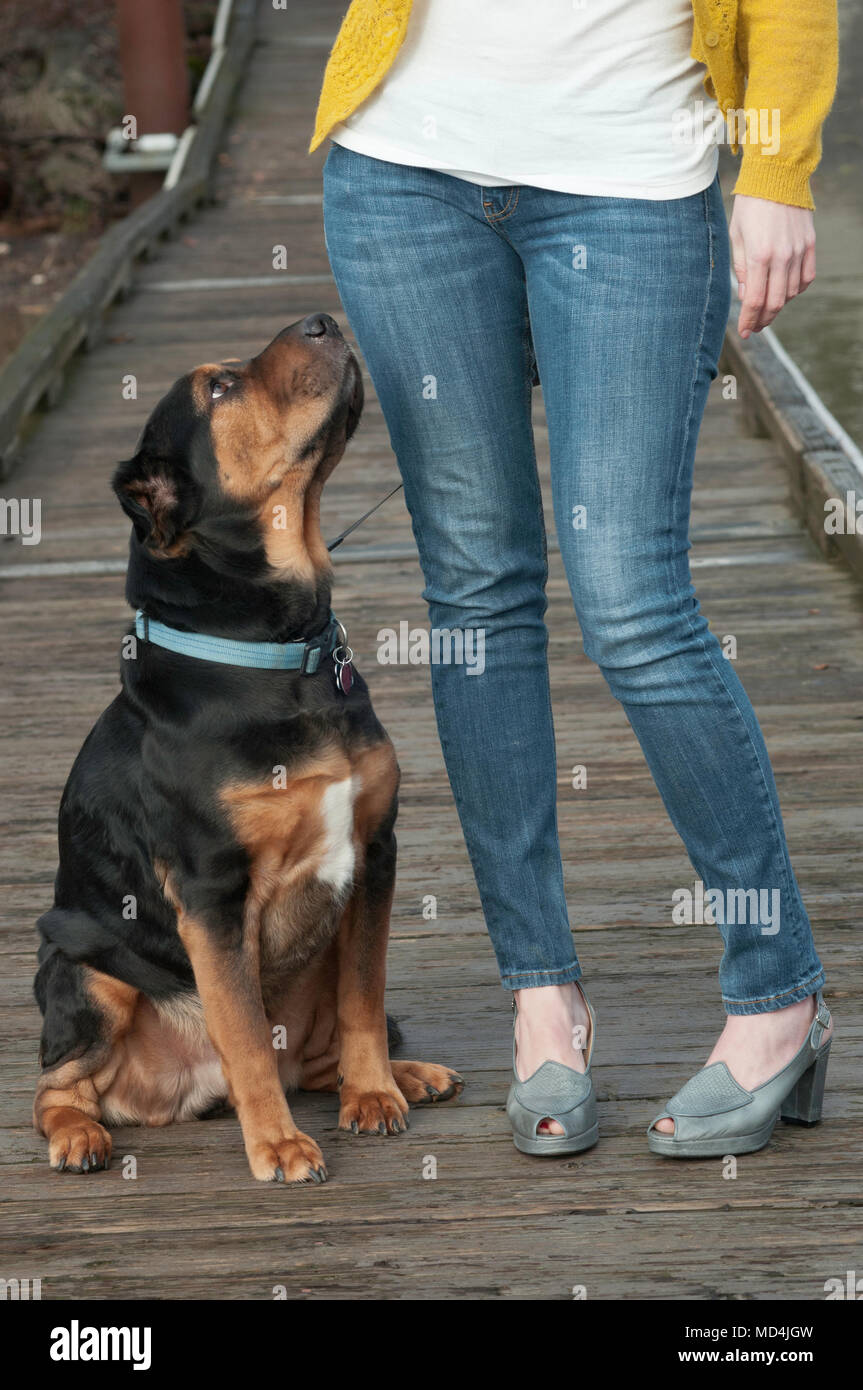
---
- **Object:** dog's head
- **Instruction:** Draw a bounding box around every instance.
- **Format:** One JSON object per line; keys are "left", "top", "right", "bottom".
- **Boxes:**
{"left": 112, "top": 315, "right": 363, "bottom": 573}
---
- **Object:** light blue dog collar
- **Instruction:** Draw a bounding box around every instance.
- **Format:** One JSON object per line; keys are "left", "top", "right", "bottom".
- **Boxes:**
{"left": 134, "top": 610, "right": 340, "bottom": 673}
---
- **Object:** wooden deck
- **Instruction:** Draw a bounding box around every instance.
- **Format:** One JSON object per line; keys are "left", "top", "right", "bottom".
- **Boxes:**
{"left": 1, "top": 0, "right": 861, "bottom": 1300}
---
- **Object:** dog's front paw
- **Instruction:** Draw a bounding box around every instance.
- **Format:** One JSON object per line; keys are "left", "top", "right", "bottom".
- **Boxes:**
{"left": 49, "top": 1119, "right": 112, "bottom": 1174}
{"left": 339, "top": 1081, "right": 409, "bottom": 1136}
{"left": 247, "top": 1130, "right": 327, "bottom": 1184}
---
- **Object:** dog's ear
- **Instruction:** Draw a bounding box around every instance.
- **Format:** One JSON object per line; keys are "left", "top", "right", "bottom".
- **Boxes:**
{"left": 112, "top": 454, "right": 184, "bottom": 554}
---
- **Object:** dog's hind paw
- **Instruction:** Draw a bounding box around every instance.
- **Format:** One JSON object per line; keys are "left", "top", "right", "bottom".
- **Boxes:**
{"left": 390, "top": 1060, "right": 464, "bottom": 1104}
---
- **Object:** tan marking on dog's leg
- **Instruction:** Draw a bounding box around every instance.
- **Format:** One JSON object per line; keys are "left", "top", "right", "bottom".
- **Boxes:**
{"left": 337, "top": 741, "right": 464, "bottom": 1126}
{"left": 34, "top": 969, "right": 138, "bottom": 1173}
{"left": 177, "top": 914, "right": 326, "bottom": 1183}
{"left": 335, "top": 741, "right": 408, "bottom": 1133}
{"left": 335, "top": 883, "right": 406, "bottom": 1135}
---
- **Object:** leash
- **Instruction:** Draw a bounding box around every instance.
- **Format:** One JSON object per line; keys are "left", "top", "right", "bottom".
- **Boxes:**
{"left": 326, "top": 481, "right": 404, "bottom": 552}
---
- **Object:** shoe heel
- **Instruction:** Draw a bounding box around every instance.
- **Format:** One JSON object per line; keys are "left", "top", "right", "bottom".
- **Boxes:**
{"left": 781, "top": 1042, "right": 830, "bottom": 1126}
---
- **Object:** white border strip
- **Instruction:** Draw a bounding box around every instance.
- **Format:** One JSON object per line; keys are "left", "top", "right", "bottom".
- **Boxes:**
{"left": 249, "top": 194, "right": 324, "bottom": 205}
{"left": 211, "top": 0, "right": 233, "bottom": 51}
{"left": 729, "top": 269, "right": 863, "bottom": 479}
{"left": 163, "top": 124, "right": 197, "bottom": 191}
{"left": 145, "top": 274, "right": 335, "bottom": 291}
{"left": 192, "top": 45, "right": 226, "bottom": 119}
{"left": 0, "top": 546, "right": 812, "bottom": 581}
{"left": 164, "top": 0, "right": 235, "bottom": 188}
{"left": 763, "top": 324, "right": 863, "bottom": 478}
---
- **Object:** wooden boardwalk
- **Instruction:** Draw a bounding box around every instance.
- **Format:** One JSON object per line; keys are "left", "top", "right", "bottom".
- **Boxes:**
{"left": 1, "top": 1, "right": 861, "bottom": 1300}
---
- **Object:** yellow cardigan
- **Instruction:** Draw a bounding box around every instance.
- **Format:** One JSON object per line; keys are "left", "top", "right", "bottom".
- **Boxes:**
{"left": 309, "top": 0, "right": 838, "bottom": 210}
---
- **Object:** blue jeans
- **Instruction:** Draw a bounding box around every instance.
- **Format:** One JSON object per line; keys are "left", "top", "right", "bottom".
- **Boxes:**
{"left": 322, "top": 142, "right": 825, "bottom": 1015}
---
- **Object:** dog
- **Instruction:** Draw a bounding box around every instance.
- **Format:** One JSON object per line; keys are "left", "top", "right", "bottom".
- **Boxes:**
{"left": 33, "top": 314, "right": 463, "bottom": 1183}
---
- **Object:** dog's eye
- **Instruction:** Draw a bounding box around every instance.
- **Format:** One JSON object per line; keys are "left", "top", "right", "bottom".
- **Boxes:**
{"left": 210, "top": 378, "right": 234, "bottom": 400}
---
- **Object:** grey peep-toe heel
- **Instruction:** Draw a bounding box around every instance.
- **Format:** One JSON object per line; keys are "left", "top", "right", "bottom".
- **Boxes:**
{"left": 506, "top": 983, "right": 599, "bottom": 1156}
{"left": 647, "top": 990, "right": 833, "bottom": 1158}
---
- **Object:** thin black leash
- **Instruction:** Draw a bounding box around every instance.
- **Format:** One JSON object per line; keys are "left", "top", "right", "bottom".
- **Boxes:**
{"left": 325, "top": 481, "right": 404, "bottom": 552}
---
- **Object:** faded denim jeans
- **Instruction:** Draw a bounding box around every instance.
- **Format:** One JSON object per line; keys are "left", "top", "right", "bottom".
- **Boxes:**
{"left": 322, "top": 142, "right": 824, "bottom": 1015}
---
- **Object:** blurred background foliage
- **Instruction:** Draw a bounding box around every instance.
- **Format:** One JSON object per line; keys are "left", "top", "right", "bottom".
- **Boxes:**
{"left": 0, "top": 1, "right": 218, "bottom": 363}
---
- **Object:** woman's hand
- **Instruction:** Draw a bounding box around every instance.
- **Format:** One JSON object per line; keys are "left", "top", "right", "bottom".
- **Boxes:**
{"left": 729, "top": 195, "right": 816, "bottom": 339}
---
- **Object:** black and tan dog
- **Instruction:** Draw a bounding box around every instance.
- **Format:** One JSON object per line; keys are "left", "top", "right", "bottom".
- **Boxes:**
{"left": 33, "top": 314, "right": 462, "bottom": 1183}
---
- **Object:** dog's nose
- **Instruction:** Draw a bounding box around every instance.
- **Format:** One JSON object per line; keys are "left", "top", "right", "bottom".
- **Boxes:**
{"left": 301, "top": 313, "right": 341, "bottom": 339}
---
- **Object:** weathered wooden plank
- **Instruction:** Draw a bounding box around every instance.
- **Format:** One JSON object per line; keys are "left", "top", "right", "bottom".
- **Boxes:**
{"left": 721, "top": 330, "right": 863, "bottom": 582}
{"left": 0, "top": 0, "right": 860, "bottom": 1302}
{"left": 0, "top": 1209, "right": 858, "bottom": 1301}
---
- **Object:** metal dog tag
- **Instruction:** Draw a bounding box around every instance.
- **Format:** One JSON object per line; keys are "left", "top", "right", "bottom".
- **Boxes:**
{"left": 332, "top": 623, "right": 354, "bottom": 695}
{"left": 335, "top": 656, "right": 354, "bottom": 695}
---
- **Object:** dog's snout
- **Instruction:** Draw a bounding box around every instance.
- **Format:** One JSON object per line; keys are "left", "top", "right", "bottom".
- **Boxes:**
{"left": 301, "top": 312, "right": 341, "bottom": 339}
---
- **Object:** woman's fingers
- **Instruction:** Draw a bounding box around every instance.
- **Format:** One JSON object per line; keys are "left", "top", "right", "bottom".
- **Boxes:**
{"left": 737, "top": 255, "right": 768, "bottom": 338}
{"left": 784, "top": 248, "right": 803, "bottom": 302}
{"left": 801, "top": 237, "right": 817, "bottom": 292}
{"left": 758, "top": 258, "right": 790, "bottom": 333}
{"left": 730, "top": 196, "right": 816, "bottom": 339}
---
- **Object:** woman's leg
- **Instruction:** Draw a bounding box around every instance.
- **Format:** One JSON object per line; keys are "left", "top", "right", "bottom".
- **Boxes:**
{"left": 508, "top": 175, "right": 826, "bottom": 1101}
{"left": 322, "top": 143, "right": 580, "bottom": 997}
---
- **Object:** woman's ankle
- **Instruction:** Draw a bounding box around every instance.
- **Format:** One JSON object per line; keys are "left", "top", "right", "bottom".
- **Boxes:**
{"left": 513, "top": 982, "right": 590, "bottom": 1078}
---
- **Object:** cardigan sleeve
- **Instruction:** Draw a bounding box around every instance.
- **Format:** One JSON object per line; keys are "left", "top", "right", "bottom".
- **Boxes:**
{"left": 732, "top": 0, "right": 839, "bottom": 209}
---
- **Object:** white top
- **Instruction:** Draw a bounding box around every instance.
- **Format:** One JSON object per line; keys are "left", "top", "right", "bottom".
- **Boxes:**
{"left": 330, "top": 0, "right": 721, "bottom": 200}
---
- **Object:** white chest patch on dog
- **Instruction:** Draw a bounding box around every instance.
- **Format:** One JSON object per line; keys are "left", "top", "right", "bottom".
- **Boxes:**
{"left": 317, "top": 776, "right": 360, "bottom": 893}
